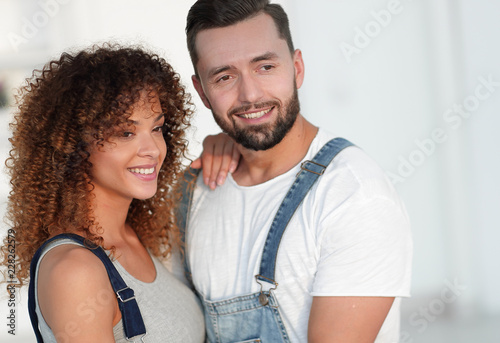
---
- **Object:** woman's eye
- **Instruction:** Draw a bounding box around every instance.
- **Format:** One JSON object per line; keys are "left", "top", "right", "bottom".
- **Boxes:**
{"left": 153, "top": 125, "right": 164, "bottom": 133}
{"left": 122, "top": 131, "right": 134, "bottom": 138}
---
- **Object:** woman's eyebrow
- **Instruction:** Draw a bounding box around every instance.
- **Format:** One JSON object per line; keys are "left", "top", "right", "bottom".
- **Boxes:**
{"left": 155, "top": 113, "right": 166, "bottom": 122}
{"left": 130, "top": 113, "right": 165, "bottom": 125}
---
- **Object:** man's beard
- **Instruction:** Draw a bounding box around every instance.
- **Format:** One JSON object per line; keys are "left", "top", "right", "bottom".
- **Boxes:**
{"left": 212, "top": 87, "right": 300, "bottom": 151}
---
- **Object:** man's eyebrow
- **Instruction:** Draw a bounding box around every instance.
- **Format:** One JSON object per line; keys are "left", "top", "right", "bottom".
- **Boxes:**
{"left": 208, "top": 65, "right": 233, "bottom": 78}
{"left": 251, "top": 52, "right": 279, "bottom": 63}
{"left": 207, "top": 52, "right": 279, "bottom": 78}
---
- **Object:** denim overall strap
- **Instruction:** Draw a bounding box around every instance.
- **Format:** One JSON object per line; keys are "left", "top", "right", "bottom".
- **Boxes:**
{"left": 28, "top": 233, "right": 147, "bottom": 342}
{"left": 256, "top": 137, "right": 354, "bottom": 284}
{"left": 176, "top": 168, "right": 201, "bottom": 288}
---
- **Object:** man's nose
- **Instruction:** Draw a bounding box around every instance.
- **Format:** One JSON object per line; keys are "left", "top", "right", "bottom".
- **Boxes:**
{"left": 237, "top": 73, "right": 264, "bottom": 104}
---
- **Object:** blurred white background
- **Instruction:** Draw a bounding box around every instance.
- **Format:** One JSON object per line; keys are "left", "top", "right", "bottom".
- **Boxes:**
{"left": 0, "top": 0, "right": 499, "bottom": 342}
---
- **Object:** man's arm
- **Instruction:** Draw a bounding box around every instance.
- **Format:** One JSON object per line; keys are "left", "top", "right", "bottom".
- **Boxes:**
{"left": 308, "top": 296, "right": 394, "bottom": 343}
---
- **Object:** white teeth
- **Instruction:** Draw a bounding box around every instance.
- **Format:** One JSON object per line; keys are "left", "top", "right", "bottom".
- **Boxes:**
{"left": 128, "top": 167, "right": 154, "bottom": 175}
{"left": 239, "top": 108, "right": 271, "bottom": 119}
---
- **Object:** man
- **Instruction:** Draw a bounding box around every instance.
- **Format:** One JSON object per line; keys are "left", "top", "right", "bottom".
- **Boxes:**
{"left": 181, "top": 1, "right": 412, "bottom": 342}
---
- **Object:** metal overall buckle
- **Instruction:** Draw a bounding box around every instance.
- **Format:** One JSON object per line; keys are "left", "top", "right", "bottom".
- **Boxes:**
{"left": 255, "top": 275, "right": 278, "bottom": 306}
{"left": 117, "top": 287, "right": 147, "bottom": 342}
{"left": 297, "top": 160, "right": 327, "bottom": 177}
{"left": 125, "top": 333, "right": 148, "bottom": 343}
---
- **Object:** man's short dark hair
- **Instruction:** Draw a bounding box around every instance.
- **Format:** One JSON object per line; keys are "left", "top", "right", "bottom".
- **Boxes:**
{"left": 186, "top": 0, "right": 295, "bottom": 75}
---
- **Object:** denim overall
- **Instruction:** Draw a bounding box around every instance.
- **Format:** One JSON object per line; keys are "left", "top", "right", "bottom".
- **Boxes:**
{"left": 179, "top": 138, "right": 354, "bottom": 343}
{"left": 28, "top": 233, "right": 147, "bottom": 342}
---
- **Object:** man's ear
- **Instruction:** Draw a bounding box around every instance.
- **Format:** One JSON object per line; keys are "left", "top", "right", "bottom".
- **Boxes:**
{"left": 192, "top": 75, "right": 212, "bottom": 109}
{"left": 293, "top": 49, "right": 305, "bottom": 89}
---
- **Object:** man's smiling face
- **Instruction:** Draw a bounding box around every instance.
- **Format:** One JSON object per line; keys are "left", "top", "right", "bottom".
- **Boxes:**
{"left": 192, "top": 12, "right": 304, "bottom": 151}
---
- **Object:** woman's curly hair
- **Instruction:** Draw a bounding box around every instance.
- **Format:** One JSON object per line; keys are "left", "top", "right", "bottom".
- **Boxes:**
{"left": 1, "top": 44, "right": 192, "bottom": 287}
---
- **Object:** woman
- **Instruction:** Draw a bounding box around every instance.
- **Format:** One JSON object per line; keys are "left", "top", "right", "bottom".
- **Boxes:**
{"left": 1, "top": 44, "right": 235, "bottom": 342}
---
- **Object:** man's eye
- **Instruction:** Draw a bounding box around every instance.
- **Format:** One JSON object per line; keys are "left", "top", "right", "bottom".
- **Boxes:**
{"left": 262, "top": 65, "right": 274, "bottom": 71}
{"left": 217, "top": 75, "right": 231, "bottom": 82}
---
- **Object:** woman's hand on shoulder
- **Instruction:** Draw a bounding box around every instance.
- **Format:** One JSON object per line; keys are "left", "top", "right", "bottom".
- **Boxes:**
{"left": 191, "top": 132, "right": 240, "bottom": 190}
{"left": 37, "top": 245, "right": 118, "bottom": 342}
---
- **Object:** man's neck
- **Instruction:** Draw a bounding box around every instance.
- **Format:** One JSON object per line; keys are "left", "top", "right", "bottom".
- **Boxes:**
{"left": 232, "top": 115, "right": 318, "bottom": 186}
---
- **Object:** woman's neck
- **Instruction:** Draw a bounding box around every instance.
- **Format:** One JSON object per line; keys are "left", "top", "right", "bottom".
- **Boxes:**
{"left": 89, "top": 194, "right": 133, "bottom": 244}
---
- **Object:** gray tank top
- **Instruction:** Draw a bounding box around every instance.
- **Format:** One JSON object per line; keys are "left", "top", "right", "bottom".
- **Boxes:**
{"left": 34, "top": 238, "right": 205, "bottom": 342}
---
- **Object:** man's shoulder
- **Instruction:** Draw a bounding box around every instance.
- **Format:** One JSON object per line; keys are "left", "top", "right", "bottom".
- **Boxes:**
{"left": 311, "top": 130, "right": 384, "bottom": 180}
{"left": 311, "top": 132, "right": 398, "bottom": 204}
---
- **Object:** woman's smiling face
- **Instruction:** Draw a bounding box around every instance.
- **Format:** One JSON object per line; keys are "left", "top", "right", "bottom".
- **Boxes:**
{"left": 89, "top": 92, "right": 167, "bottom": 204}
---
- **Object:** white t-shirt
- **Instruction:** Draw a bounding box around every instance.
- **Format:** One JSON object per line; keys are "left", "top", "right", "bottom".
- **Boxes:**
{"left": 185, "top": 129, "right": 412, "bottom": 342}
